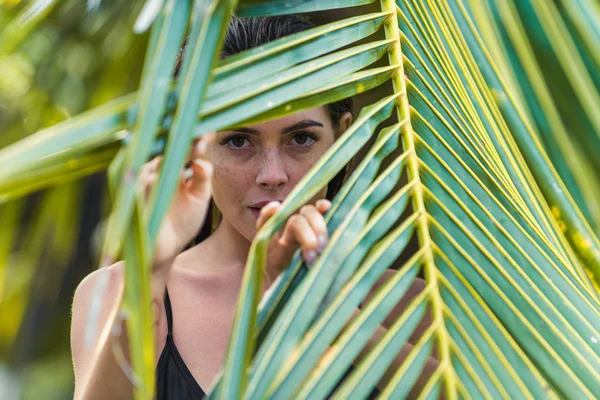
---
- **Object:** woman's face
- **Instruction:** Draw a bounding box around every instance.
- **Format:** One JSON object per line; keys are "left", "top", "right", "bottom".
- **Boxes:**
{"left": 208, "top": 106, "right": 351, "bottom": 242}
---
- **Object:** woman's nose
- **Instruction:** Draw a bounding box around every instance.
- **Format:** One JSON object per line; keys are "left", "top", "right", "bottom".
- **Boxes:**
{"left": 256, "top": 152, "right": 288, "bottom": 189}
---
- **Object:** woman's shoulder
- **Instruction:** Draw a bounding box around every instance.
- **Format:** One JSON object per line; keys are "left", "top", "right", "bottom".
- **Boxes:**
{"left": 71, "top": 261, "right": 124, "bottom": 331}
{"left": 70, "top": 261, "right": 125, "bottom": 385}
{"left": 72, "top": 261, "right": 124, "bottom": 311}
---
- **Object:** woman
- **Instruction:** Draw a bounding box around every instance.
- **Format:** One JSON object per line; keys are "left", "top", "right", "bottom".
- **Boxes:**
{"left": 71, "top": 15, "right": 430, "bottom": 400}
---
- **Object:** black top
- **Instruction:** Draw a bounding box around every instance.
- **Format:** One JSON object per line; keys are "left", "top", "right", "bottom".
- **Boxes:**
{"left": 156, "top": 289, "right": 206, "bottom": 399}
{"left": 155, "top": 289, "right": 379, "bottom": 399}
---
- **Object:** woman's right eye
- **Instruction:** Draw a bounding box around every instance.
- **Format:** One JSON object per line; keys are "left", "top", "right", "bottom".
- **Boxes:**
{"left": 222, "top": 135, "right": 251, "bottom": 149}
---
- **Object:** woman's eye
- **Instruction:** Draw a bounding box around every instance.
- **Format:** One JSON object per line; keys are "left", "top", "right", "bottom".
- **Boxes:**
{"left": 224, "top": 135, "right": 250, "bottom": 149}
{"left": 290, "top": 133, "right": 315, "bottom": 146}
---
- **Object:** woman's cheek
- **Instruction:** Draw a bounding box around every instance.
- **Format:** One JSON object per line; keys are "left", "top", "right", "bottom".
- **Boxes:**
{"left": 293, "top": 150, "right": 331, "bottom": 201}
{"left": 213, "top": 160, "right": 257, "bottom": 241}
{"left": 288, "top": 152, "right": 324, "bottom": 184}
{"left": 211, "top": 156, "right": 247, "bottom": 214}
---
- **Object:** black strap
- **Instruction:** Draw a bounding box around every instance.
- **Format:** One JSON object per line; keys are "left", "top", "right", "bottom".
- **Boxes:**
{"left": 164, "top": 288, "right": 174, "bottom": 334}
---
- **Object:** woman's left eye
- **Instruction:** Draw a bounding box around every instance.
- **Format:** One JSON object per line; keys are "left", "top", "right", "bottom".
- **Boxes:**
{"left": 290, "top": 133, "right": 316, "bottom": 146}
{"left": 222, "top": 135, "right": 251, "bottom": 149}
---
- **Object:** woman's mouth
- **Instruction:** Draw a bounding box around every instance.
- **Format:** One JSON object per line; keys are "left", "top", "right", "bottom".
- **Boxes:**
{"left": 248, "top": 207, "right": 261, "bottom": 218}
{"left": 248, "top": 200, "right": 283, "bottom": 219}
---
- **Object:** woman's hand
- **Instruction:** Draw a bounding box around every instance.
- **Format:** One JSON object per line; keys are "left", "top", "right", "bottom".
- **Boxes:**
{"left": 139, "top": 134, "right": 215, "bottom": 269}
{"left": 256, "top": 199, "right": 331, "bottom": 288}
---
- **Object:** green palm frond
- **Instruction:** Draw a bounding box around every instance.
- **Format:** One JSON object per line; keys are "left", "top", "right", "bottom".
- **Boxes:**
{"left": 218, "top": 0, "right": 600, "bottom": 398}
{"left": 1, "top": 0, "right": 599, "bottom": 399}
{"left": 236, "top": 0, "right": 376, "bottom": 16}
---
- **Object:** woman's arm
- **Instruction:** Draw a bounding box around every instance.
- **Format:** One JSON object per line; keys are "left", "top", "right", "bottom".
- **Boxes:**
{"left": 71, "top": 262, "right": 123, "bottom": 399}
{"left": 71, "top": 260, "right": 171, "bottom": 399}
{"left": 70, "top": 136, "right": 214, "bottom": 400}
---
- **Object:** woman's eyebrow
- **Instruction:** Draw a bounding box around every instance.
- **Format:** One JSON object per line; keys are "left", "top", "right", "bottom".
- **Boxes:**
{"left": 230, "top": 127, "right": 260, "bottom": 134}
{"left": 228, "top": 120, "right": 324, "bottom": 135}
{"left": 282, "top": 120, "right": 324, "bottom": 134}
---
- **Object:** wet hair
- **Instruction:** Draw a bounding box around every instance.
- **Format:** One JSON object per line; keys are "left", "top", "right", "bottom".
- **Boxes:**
{"left": 181, "top": 15, "right": 354, "bottom": 243}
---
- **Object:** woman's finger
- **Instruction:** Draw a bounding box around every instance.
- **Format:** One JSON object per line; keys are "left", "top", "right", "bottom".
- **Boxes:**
{"left": 143, "top": 156, "right": 162, "bottom": 174}
{"left": 191, "top": 132, "right": 216, "bottom": 160}
{"left": 185, "top": 134, "right": 215, "bottom": 198}
{"left": 256, "top": 201, "right": 281, "bottom": 230}
{"left": 188, "top": 159, "right": 213, "bottom": 198}
{"left": 279, "top": 215, "right": 319, "bottom": 265}
{"left": 140, "top": 157, "right": 159, "bottom": 181}
{"left": 142, "top": 172, "right": 158, "bottom": 200}
{"left": 180, "top": 166, "right": 193, "bottom": 187}
{"left": 299, "top": 205, "right": 328, "bottom": 252}
{"left": 315, "top": 199, "right": 331, "bottom": 214}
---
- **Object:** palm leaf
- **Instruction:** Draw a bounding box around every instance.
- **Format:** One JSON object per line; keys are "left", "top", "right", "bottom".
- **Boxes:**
{"left": 220, "top": 0, "right": 600, "bottom": 398}
{"left": 100, "top": 0, "right": 189, "bottom": 265}
{"left": 236, "top": 0, "right": 376, "bottom": 16}
{"left": 1, "top": 0, "right": 599, "bottom": 398}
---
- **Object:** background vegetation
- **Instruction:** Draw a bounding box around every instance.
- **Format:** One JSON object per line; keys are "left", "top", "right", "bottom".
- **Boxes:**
{"left": 0, "top": 1, "right": 147, "bottom": 398}
{"left": 0, "top": 0, "right": 598, "bottom": 399}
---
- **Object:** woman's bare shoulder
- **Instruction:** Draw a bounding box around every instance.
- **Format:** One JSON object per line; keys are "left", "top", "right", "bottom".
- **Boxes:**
{"left": 70, "top": 262, "right": 124, "bottom": 369}
{"left": 72, "top": 262, "right": 124, "bottom": 314}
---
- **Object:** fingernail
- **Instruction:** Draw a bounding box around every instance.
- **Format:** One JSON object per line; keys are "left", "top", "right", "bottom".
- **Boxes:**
{"left": 267, "top": 201, "right": 281, "bottom": 208}
{"left": 317, "top": 234, "right": 327, "bottom": 252}
{"left": 197, "top": 139, "right": 207, "bottom": 155}
{"left": 316, "top": 199, "right": 331, "bottom": 210}
{"left": 304, "top": 249, "right": 318, "bottom": 266}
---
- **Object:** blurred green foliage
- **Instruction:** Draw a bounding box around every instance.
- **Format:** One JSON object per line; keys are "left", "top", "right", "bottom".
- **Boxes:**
{"left": 1, "top": 0, "right": 598, "bottom": 398}
{"left": 0, "top": 1, "right": 147, "bottom": 398}
{"left": 0, "top": 0, "right": 146, "bottom": 146}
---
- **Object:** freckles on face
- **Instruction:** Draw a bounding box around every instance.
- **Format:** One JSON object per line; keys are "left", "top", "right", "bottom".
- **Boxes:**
{"left": 209, "top": 149, "right": 253, "bottom": 229}
{"left": 208, "top": 107, "right": 337, "bottom": 242}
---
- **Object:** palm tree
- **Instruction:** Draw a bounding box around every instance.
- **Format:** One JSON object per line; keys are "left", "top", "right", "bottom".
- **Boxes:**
{"left": 0, "top": 0, "right": 598, "bottom": 399}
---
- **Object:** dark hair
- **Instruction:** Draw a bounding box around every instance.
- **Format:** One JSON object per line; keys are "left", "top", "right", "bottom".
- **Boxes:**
{"left": 183, "top": 15, "right": 354, "bottom": 243}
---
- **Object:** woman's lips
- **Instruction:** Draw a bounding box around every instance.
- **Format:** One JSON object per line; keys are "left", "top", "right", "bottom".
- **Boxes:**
{"left": 248, "top": 200, "right": 283, "bottom": 219}
{"left": 249, "top": 207, "right": 261, "bottom": 218}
